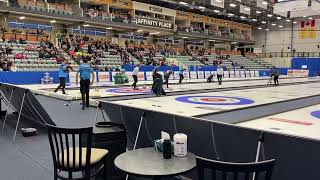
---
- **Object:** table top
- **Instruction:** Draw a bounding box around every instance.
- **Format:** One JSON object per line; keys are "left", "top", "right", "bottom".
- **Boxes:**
{"left": 114, "top": 147, "right": 196, "bottom": 177}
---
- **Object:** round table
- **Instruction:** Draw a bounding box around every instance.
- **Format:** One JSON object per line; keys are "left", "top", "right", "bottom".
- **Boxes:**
{"left": 114, "top": 147, "right": 196, "bottom": 180}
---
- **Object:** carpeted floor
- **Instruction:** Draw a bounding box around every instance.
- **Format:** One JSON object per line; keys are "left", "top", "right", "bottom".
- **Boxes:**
{"left": 0, "top": 95, "right": 106, "bottom": 180}
{"left": 0, "top": 95, "right": 186, "bottom": 180}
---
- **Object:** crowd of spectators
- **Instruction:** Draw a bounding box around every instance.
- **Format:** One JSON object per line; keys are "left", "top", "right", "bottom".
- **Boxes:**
{"left": 0, "top": 43, "right": 15, "bottom": 71}
{"left": 0, "top": 26, "right": 244, "bottom": 72}
{"left": 84, "top": 6, "right": 132, "bottom": 23}
{"left": 177, "top": 25, "right": 252, "bottom": 40}
{"left": 84, "top": 6, "right": 108, "bottom": 19}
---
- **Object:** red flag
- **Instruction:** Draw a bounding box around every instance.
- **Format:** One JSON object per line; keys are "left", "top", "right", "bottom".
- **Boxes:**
{"left": 301, "top": 21, "right": 305, "bottom": 28}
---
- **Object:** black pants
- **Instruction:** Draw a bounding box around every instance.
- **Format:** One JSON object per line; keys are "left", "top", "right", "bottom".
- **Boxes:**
{"left": 274, "top": 76, "right": 279, "bottom": 85}
{"left": 179, "top": 74, "right": 184, "bottom": 83}
{"left": 54, "top": 77, "right": 66, "bottom": 94}
{"left": 80, "top": 79, "right": 90, "bottom": 107}
{"left": 164, "top": 78, "right": 169, "bottom": 88}
{"left": 217, "top": 75, "right": 223, "bottom": 85}
{"left": 132, "top": 75, "right": 138, "bottom": 89}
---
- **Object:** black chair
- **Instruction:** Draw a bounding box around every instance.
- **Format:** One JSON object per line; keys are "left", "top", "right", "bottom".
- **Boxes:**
{"left": 47, "top": 125, "right": 109, "bottom": 180}
{"left": 196, "top": 156, "right": 276, "bottom": 180}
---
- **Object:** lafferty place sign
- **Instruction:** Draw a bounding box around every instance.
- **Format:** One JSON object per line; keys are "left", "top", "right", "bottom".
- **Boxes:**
{"left": 136, "top": 18, "right": 173, "bottom": 29}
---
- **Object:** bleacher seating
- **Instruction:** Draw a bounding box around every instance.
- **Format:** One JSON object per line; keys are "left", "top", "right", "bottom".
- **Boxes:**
{"left": 48, "top": 3, "right": 73, "bottom": 15}
{"left": 228, "top": 55, "right": 269, "bottom": 70}
{"left": 0, "top": 41, "right": 59, "bottom": 71}
{"left": 171, "top": 55, "right": 203, "bottom": 67}
{"left": 17, "top": 0, "right": 47, "bottom": 12}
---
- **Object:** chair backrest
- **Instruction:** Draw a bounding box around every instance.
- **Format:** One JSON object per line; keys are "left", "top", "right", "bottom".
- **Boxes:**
{"left": 47, "top": 124, "right": 93, "bottom": 172}
{"left": 196, "top": 156, "right": 276, "bottom": 180}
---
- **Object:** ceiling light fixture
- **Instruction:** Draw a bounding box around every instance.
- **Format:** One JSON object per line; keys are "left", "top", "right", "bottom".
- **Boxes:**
{"left": 229, "top": 3, "right": 236, "bottom": 7}
{"left": 228, "top": 13, "right": 234, "bottom": 16}
{"left": 286, "top": 19, "right": 291, "bottom": 22}
{"left": 240, "top": 16, "right": 246, "bottom": 19}
{"left": 50, "top": 20, "right": 56, "bottom": 23}
{"left": 83, "top": 24, "right": 90, "bottom": 27}
{"left": 213, "top": 10, "right": 220, "bottom": 13}
{"left": 265, "top": 29, "right": 269, "bottom": 31}
{"left": 244, "top": 7, "right": 250, "bottom": 11}
{"left": 256, "top": 10, "right": 261, "bottom": 14}
{"left": 258, "top": 27, "right": 262, "bottom": 30}
{"left": 261, "top": 21, "right": 267, "bottom": 24}
{"left": 276, "top": 17, "right": 282, "bottom": 20}
{"left": 150, "top": 32, "right": 160, "bottom": 35}
{"left": 279, "top": 25, "right": 283, "bottom": 28}
{"left": 309, "top": 17, "right": 313, "bottom": 20}
{"left": 267, "top": 14, "right": 273, "bottom": 17}
{"left": 271, "top": 23, "right": 276, "bottom": 26}
{"left": 198, "top": 6, "right": 205, "bottom": 10}
{"left": 252, "top": 19, "right": 257, "bottom": 22}
{"left": 19, "top": 16, "right": 26, "bottom": 20}
{"left": 262, "top": 1, "right": 268, "bottom": 5}
{"left": 293, "top": 21, "right": 298, "bottom": 24}
{"left": 179, "top": 1, "right": 188, "bottom": 5}
{"left": 106, "top": 27, "right": 112, "bottom": 30}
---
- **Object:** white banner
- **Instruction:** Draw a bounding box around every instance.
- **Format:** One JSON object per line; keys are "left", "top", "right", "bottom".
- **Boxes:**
{"left": 235, "top": 71, "right": 241, "bottom": 77}
{"left": 98, "top": 72, "right": 110, "bottom": 82}
{"left": 211, "top": 0, "right": 224, "bottom": 8}
{"left": 257, "top": 0, "right": 268, "bottom": 9}
{"left": 132, "top": 1, "right": 176, "bottom": 17}
{"left": 197, "top": 71, "right": 205, "bottom": 79}
{"left": 287, "top": 69, "right": 309, "bottom": 77}
{"left": 183, "top": 71, "right": 190, "bottom": 79}
{"left": 171, "top": 71, "right": 176, "bottom": 80}
{"left": 250, "top": 71, "right": 255, "bottom": 77}
{"left": 230, "top": 71, "right": 235, "bottom": 78}
{"left": 190, "top": 71, "right": 197, "bottom": 79}
{"left": 69, "top": 72, "right": 77, "bottom": 83}
{"left": 255, "top": 71, "right": 260, "bottom": 77}
{"left": 224, "top": 71, "right": 230, "bottom": 78}
{"left": 240, "top": 70, "right": 245, "bottom": 77}
{"left": 240, "top": 5, "right": 251, "bottom": 15}
{"left": 245, "top": 71, "right": 250, "bottom": 77}
{"left": 146, "top": 72, "right": 153, "bottom": 81}
{"left": 205, "top": 71, "right": 211, "bottom": 78}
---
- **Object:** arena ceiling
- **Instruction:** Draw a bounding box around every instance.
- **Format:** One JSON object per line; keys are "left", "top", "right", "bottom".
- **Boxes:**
{"left": 134, "top": 0, "right": 287, "bottom": 27}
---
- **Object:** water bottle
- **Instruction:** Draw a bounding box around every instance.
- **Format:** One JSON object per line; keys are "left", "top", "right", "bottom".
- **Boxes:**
{"left": 163, "top": 138, "right": 172, "bottom": 159}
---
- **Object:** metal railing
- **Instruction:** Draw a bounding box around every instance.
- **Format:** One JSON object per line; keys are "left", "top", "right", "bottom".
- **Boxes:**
{"left": 250, "top": 52, "right": 320, "bottom": 58}
{"left": 177, "top": 30, "right": 254, "bottom": 41}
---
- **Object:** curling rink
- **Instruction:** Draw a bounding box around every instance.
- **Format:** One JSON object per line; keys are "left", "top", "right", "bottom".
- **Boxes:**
{"left": 106, "top": 80, "right": 320, "bottom": 117}
{"left": 239, "top": 104, "right": 320, "bottom": 140}
{"left": 19, "top": 77, "right": 320, "bottom": 101}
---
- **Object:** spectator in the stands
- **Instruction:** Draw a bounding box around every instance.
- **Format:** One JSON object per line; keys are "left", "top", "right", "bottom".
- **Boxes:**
{"left": 8, "top": 36, "right": 17, "bottom": 43}
{"left": 19, "top": 38, "right": 27, "bottom": 44}
{"left": 25, "top": 43, "right": 36, "bottom": 51}
{"left": 5, "top": 45, "right": 13, "bottom": 55}
{"left": 127, "top": 11, "right": 132, "bottom": 23}
{"left": 1, "top": 27, "right": 7, "bottom": 32}
{"left": 10, "top": 63, "right": 17, "bottom": 72}
{"left": 14, "top": 52, "right": 28, "bottom": 61}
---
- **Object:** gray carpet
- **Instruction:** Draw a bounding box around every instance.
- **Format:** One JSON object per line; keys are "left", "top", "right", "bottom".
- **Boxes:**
{"left": 0, "top": 95, "right": 104, "bottom": 180}
{"left": 0, "top": 95, "right": 183, "bottom": 180}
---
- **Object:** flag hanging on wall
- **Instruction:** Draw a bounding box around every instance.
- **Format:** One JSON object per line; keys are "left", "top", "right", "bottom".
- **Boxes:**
{"left": 299, "top": 20, "right": 317, "bottom": 39}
